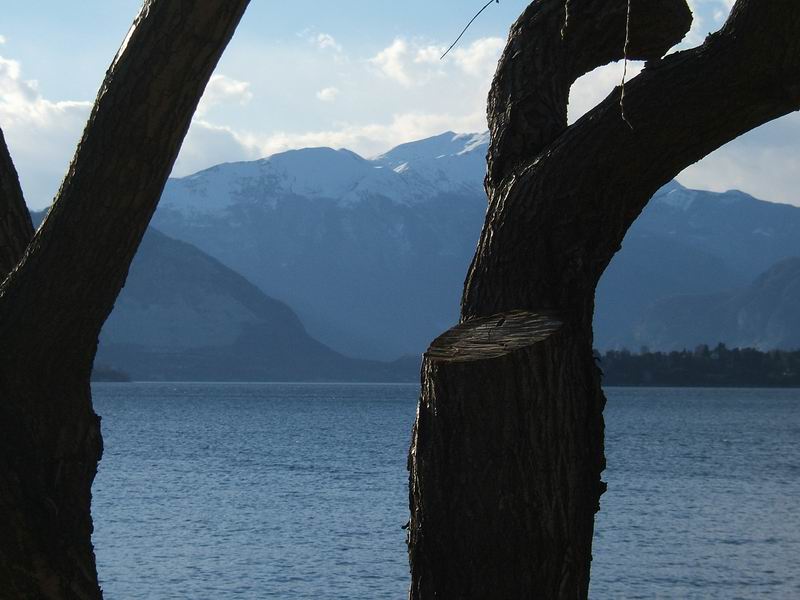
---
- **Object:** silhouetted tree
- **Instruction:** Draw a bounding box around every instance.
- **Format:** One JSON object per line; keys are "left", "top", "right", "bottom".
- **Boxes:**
{"left": 0, "top": 1, "right": 250, "bottom": 597}
{"left": 407, "top": 1, "right": 800, "bottom": 597}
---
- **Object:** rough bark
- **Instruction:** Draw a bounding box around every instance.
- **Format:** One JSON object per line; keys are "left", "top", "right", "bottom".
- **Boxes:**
{"left": 408, "top": 312, "right": 605, "bottom": 598}
{"left": 485, "top": 0, "right": 692, "bottom": 188}
{"left": 408, "top": 0, "right": 800, "bottom": 598}
{"left": 0, "top": 127, "right": 33, "bottom": 280}
{"left": 0, "top": 1, "right": 249, "bottom": 597}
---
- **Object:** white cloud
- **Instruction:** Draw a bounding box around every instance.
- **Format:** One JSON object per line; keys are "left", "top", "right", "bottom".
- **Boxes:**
{"left": 316, "top": 33, "right": 342, "bottom": 53}
{"left": 196, "top": 74, "right": 252, "bottom": 117}
{"left": 568, "top": 60, "right": 644, "bottom": 123}
{"left": 369, "top": 38, "right": 413, "bottom": 86}
{"left": 449, "top": 37, "right": 505, "bottom": 78}
{"left": 0, "top": 54, "right": 91, "bottom": 208}
{"left": 172, "top": 34, "right": 504, "bottom": 178}
{"left": 260, "top": 110, "right": 486, "bottom": 159}
{"left": 414, "top": 45, "right": 443, "bottom": 65}
{"left": 677, "top": 113, "right": 800, "bottom": 206}
{"left": 0, "top": 35, "right": 6, "bottom": 45}
{"left": 173, "top": 120, "right": 260, "bottom": 176}
{"left": 369, "top": 36, "right": 504, "bottom": 87}
{"left": 171, "top": 109, "right": 488, "bottom": 178}
{"left": 8, "top": 5, "right": 796, "bottom": 214}
{"left": 316, "top": 87, "right": 340, "bottom": 102}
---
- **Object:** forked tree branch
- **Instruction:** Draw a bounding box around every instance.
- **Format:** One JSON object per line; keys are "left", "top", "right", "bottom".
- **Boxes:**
{"left": 409, "top": 3, "right": 799, "bottom": 597}
{"left": 465, "top": 0, "right": 800, "bottom": 320}
{"left": 486, "top": 0, "right": 692, "bottom": 189}
{"left": 0, "top": 0, "right": 250, "bottom": 360}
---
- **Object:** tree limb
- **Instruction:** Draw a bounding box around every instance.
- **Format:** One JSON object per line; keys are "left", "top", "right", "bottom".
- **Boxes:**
{"left": 465, "top": 0, "right": 800, "bottom": 320}
{"left": 441, "top": 0, "right": 498, "bottom": 60}
{"left": 409, "top": 2, "right": 799, "bottom": 596}
{"left": 486, "top": 0, "right": 692, "bottom": 189}
{"left": 0, "top": 0, "right": 250, "bottom": 360}
{"left": 0, "top": 127, "right": 33, "bottom": 281}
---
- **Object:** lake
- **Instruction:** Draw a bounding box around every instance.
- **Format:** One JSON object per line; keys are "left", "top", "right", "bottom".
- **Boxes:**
{"left": 91, "top": 383, "right": 800, "bottom": 599}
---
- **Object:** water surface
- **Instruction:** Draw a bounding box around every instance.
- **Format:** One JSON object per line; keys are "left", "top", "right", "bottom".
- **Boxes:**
{"left": 91, "top": 383, "right": 800, "bottom": 598}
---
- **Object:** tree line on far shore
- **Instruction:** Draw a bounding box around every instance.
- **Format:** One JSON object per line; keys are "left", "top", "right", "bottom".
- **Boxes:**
{"left": 598, "top": 343, "right": 800, "bottom": 387}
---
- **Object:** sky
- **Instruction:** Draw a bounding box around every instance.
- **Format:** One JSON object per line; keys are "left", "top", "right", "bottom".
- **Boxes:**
{"left": 1, "top": 0, "right": 798, "bottom": 210}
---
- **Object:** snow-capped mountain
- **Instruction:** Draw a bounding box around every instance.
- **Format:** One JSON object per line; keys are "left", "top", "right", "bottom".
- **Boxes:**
{"left": 151, "top": 132, "right": 800, "bottom": 358}
{"left": 153, "top": 132, "right": 490, "bottom": 360}
{"left": 596, "top": 181, "right": 800, "bottom": 348}
{"left": 163, "top": 131, "right": 489, "bottom": 217}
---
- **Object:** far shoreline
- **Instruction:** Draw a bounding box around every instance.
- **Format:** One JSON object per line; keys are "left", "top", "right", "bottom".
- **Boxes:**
{"left": 89, "top": 380, "right": 800, "bottom": 390}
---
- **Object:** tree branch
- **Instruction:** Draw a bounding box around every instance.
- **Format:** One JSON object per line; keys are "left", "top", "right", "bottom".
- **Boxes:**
{"left": 486, "top": 0, "right": 692, "bottom": 190}
{"left": 466, "top": 0, "right": 800, "bottom": 320}
{"left": 0, "top": 0, "right": 250, "bottom": 360}
{"left": 0, "top": 127, "right": 33, "bottom": 281}
{"left": 441, "top": 0, "right": 498, "bottom": 60}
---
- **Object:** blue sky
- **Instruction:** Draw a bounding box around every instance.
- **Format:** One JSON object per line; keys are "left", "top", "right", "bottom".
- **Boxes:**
{"left": 2, "top": 0, "right": 798, "bottom": 209}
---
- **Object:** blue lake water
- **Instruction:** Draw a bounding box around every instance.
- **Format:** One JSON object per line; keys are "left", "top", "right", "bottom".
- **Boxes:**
{"left": 91, "top": 383, "right": 800, "bottom": 599}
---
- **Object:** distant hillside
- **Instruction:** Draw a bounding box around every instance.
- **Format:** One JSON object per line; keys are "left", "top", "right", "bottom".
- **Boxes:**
{"left": 633, "top": 257, "right": 800, "bottom": 351}
{"left": 597, "top": 182, "right": 800, "bottom": 348}
{"left": 31, "top": 211, "right": 418, "bottom": 381}
{"left": 99, "top": 228, "right": 420, "bottom": 381}
{"left": 31, "top": 132, "right": 800, "bottom": 374}
{"left": 153, "top": 132, "right": 488, "bottom": 360}
{"left": 151, "top": 133, "right": 800, "bottom": 357}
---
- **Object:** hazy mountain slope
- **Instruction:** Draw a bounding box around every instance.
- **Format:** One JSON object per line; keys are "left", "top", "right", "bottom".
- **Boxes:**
{"left": 598, "top": 181, "right": 800, "bottom": 348}
{"left": 29, "top": 210, "right": 417, "bottom": 380}
{"left": 633, "top": 181, "right": 800, "bottom": 278}
{"left": 594, "top": 230, "right": 740, "bottom": 348}
{"left": 153, "top": 132, "right": 488, "bottom": 359}
{"left": 633, "top": 258, "right": 800, "bottom": 351}
{"left": 98, "top": 228, "right": 417, "bottom": 381}
{"left": 148, "top": 133, "right": 800, "bottom": 357}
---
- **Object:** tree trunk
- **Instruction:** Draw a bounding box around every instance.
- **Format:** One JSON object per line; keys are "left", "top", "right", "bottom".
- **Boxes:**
{"left": 408, "top": 311, "right": 605, "bottom": 598}
{"left": 0, "top": 127, "right": 33, "bottom": 278}
{"left": 0, "top": 2, "right": 249, "bottom": 597}
{"left": 407, "top": 1, "right": 800, "bottom": 597}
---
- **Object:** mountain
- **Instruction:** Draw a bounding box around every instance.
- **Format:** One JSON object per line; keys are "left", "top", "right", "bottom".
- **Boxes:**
{"left": 632, "top": 257, "right": 800, "bottom": 351}
{"left": 29, "top": 133, "right": 800, "bottom": 374}
{"left": 149, "top": 133, "right": 800, "bottom": 357}
{"left": 30, "top": 211, "right": 418, "bottom": 381}
{"left": 98, "top": 228, "right": 421, "bottom": 381}
{"left": 596, "top": 182, "right": 800, "bottom": 348}
{"left": 153, "top": 132, "right": 489, "bottom": 359}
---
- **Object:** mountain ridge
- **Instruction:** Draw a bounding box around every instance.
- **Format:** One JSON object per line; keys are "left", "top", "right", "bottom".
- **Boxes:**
{"left": 29, "top": 211, "right": 419, "bottom": 381}
{"left": 153, "top": 131, "right": 491, "bottom": 359}
{"left": 633, "top": 257, "right": 800, "bottom": 351}
{"left": 153, "top": 132, "right": 800, "bottom": 358}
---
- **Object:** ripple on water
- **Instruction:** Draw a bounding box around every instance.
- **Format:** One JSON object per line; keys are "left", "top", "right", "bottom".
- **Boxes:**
{"left": 91, "top": 383, "right": 800, "bottom": 599}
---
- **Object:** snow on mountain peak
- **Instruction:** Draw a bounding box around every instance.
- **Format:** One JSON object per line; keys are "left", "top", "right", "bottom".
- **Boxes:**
{"left": 372, "top": 131, "right": 488, "bottom": 165}
{"left": 161, "top": 131, "right": 490, "bottom": 216}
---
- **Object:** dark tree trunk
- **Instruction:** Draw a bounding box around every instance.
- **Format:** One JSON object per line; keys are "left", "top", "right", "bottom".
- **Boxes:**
{"left": 0, "top": 1, "right": 250, "bottom": 597}
{"left": 408, "top": 311, "right": 605, "bottom": 598}
{"left": 408, "top": 1, "right": 800, "bottom": 598}
{"left": 0, "top": 127, "right": 33, "bottom": 279}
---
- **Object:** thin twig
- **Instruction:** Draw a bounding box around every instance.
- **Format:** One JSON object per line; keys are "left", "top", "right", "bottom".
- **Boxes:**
{"left": 561, "top": 0, "right": 571, "bottom": 39}
{"left": 441, "top": 0, "right": 499, "bottom": 60}
{"left": 620, "top": 0, "right": 634, "bottom": 129}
